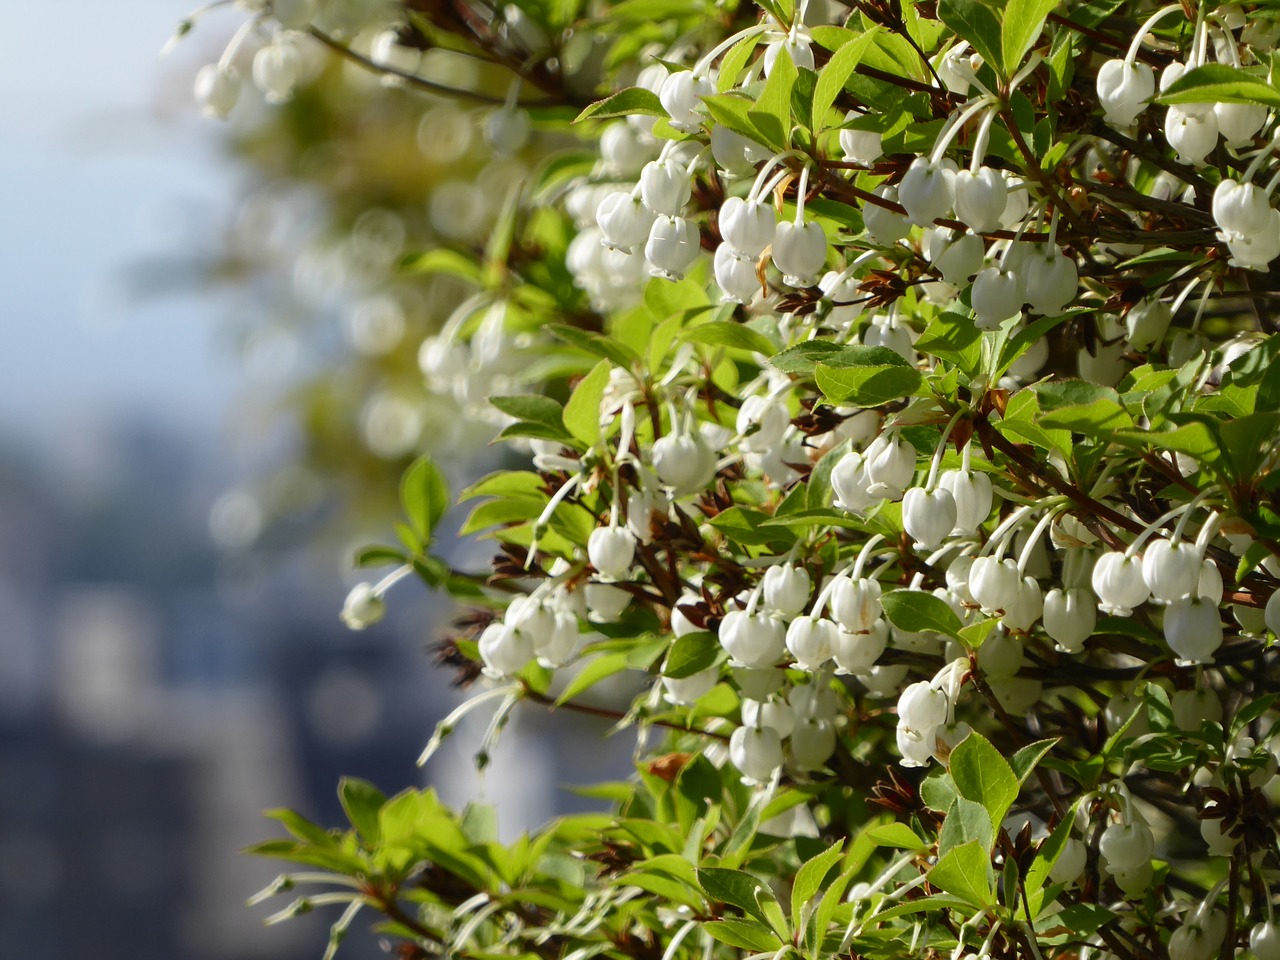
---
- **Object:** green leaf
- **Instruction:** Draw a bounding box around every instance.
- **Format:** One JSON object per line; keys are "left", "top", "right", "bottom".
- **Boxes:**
{"left": 663, "top": 631, "right": 725, "bottom": 680}
{"left": 702, "top": 93, "right": 769, "bottom": 144}
{"left": 927, "top": 839, "right": 994, "bottom": 906}
{"left": 792, "top": 840, "right": 844, "bottom": 921}
{"left": 704, "top": 920, "right": 783, "bottom": 952}
{"left": 771, "top": 341, "right": 910, "bottom": 375}
{"left": 1002, "top": 0, "right": 1058, "bottom": 75}
{"left": 574, "top": 86, "right": 669, "bottom": 123}
{"left": 865, "top": 822, "right": 929, "bottom": 849}
{"left": 1038, "top": 398, "right": 1135, "bottom": 436}
{"left": 748, "top": 45, "right": 798, "bottom": 149}
{"left": 1010, "top": 738, "right": 1059, "bottom": 786}
{"left": 717, "top": 33, "right": 761, "bottom": 92}
{"left": 339, "top": 778, "right": 386, "bottom": 842}
{"left": 950, "top": 731, "right": 1019, "bottom": 828}
{"left": 355, "top": 545, "right": 408, "bottom": 568}
{"left": 920, "top": 771, "right": 959, "bottom": 812}
{"left": 400, "top": 456, "right": 451, "bottom": 544}
{"left": 398, "top": 247, "right": 484, "bottom": 284}
{"left": 812, "top": 28, "right": 881, "bottom": 129}
{"left": 938, "top": 797, "right": 995, "bottom": 855}
{"left": 815, "top": 362, "right": 923, "bottom": 407}
{"left": 489, "top": 395, "right": 569, "bottom": 438}
{"left": 880, "top": 589, "right": 963, "bottom": 639}
{"left": 682, "top": 320, "right": 778, "bottom": 356}
{"left": 699, "top": 867, "right": 771, "bottom": 924}
{"left": 548, "top": 324, "right": 641, "bottom": 369}
{"left": 915, "top": 312, "right": 982, "bottom": 376}
{"left": 937, "top": 0, "right": 1005, "bottom": 79}
{"left": 1158, "top": 63, "right": 1280, "bottom": 109}
{"left": 562, "top": 359, "right": 611, "bottom": 446}
{"left": 556, "top": 652, "right": 630, "bottom": 705}
{"left": 1024, "top": 812, "right": 1075, "bottom": 908}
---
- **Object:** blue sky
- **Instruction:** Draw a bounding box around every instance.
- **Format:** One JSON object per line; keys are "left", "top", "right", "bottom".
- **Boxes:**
{"left": 0, "top": 1, "right": 244, "bottom": 444}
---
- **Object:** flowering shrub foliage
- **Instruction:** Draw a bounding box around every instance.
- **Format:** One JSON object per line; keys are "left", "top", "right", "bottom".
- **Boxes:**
{"left": 180, "top": 0, "right": 1280, "bottom": 958}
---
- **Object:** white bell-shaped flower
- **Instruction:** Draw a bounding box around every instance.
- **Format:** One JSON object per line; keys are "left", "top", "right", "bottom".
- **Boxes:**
{"left": 832, "top": 618, "right": 888, "bottom": 674}
{"left": 839, "top": 118, "right": 883, "bottom": 166}
{"left": 711, "top": 125, "right": 763, "bottom": 178}
{"left": 1043, "top": 587, "right": 1095, "bottom": 653}
{"left": 253, "top": 36, "right": 304, "bottom": 103}
{"left": 862, "top": 312, "right": 915, "bottom": 362}
{"left": 1168, "top": 909, "right": 1227, "bottom": 960}
{"left": 588, "top": 525, "right": 635, "bottom": 580}
{"left": 953, "top": 166, "right": 1007, "bottom": 233}
{"left": 662, "top": 667, "right": 719, "bottom": 705}
{"left": 1197, "top": 558, "right": 1224, "bottom": 603}
{"left": 864, "top": 432, "right": 917, "bottom": 500}
{"left": 742, "top": 697, "right": 795, "bottom": 739}
{"left": 1165, "top": 596, "right": 1223, "bottom": 663}
{"left": 1165, "top": 104, "right": 1219, "bottom": 166}
{"left": 819, "top": 270, "right": 865, "bottom": 329}
{"left": 786, "top": 616, "right": 837, "bottom": 669}
{"left": 1251, "top": 923, "right": 1280, "bottom": 960}
{"left": 719, "top": 196, "right": 777, "bottom": 258}
{"left": 585, "top": 582, "right": 630, "bottom": 621}
{"left": 194, "top": 64, "right": 240, "bottom": 119}
{"left": 1125, "top": 298, "right": 1172, "bottom": 351}
{"left": 790, "top": 716, "right": 836, "bottom": 770}
{"left": 764, "top": 33, "right": 815, "bottom": 74}
{"left": 645, "top": 215, "right": 701, "bottom": 280}
{"left": 659, "top": 70, "right": 714, "bottom": 133}
{"left": 763, "top": 564, "right": 811, "bottom": 616}
{"left": 831, "top": 577, "right": 883, "bottom": 633}
{"left": 478, "top": 620, "right": 535, "bottom": 677}
{"left": 738, "top": 395, "right": 792, "bottom": 450}
{"left": 1141, "top": 537, "right": 1199, "bottom": 602}
{"left": 1215, "top": 101, "right": 1268, "bottom": 147}
{"left": 340, "top": 583, "right": 385, "bottom": 630}
{"left": 932, "top": 44, "right": 977, "bottom": 94}
{"left": 1049, "top": 837, "right": 1087, "bottom": 885}
{"left": 485, "top": 106, "right": 531, "bottom": 155}
{"left": 1265, "top": 585, "right": 1280, "bottom": 634}
{"left": 600, "top": 121, "right": 656, "bottom": 175}
{"left": 977, "top": 627, "right": 1025, "bottom": 678}
{"left": 640, "top": 157, "right": 692, "bottom": 216}
{"left": 370, "top": 28, "right": 423, "bottom": 76}
{"left": 897, "top": 680, "right": 949, "bottom": 737}
{"left": 1213, "top": 179, "right": 1274, "bottom": 235}
{"left": 1170, "top": 687, "right": 1222, "bottom": 730}
{"left": 898, "top": 156, "right": 957, "bottom": 225}
{"left": 653, "top": 430, "right": 717, "bottom": 494}
{"left": 537, "top": 610, "right": 581, "bottom": 667}
{"left": 902, "top": 486, "right": 958, "bottom": 550}
{"left": 1023, "top": 244, "right": 1078, "bottom": 316}
{"left": 729, "top": 723, "right": 784, "bottom": 783}
{"left": 1223, "top": 210, "right": 1280, "bottom": 269}
{"left": 1099, "top": 816, "right": 1155, "bottom": 871}
{"left": 925, "top": 228, "right": 985, "bottom": 285}
{"left": 1000, "top": 174, "right": 1030, "bottom": 229}
{"left": 791, "top": 680, "right": 839, "bottom": 719}
{"left": 1096, "top": 58, "right": 1155, "bottom": 126}
{"left": 1092, "top": 551, "right": 1151, "bottom": 615}
{"left": 831, "top": 449, "right": 876, "bottom": 513}
{"left": 714, "top": 244, "right": 761, "bottom": 305}
{"left": 773, "top": 219, "right": 827, "bottom": 287}
{"left": 969, "top": 556, "right": 1021, "bottom": 614}
{"left": 597, "top": 191, "right": 657, "bottom": 252}
{"left": 938, "top": 467, "right": 993, "bottom": 534}
{"left": 863, "top": 184, "right": 912, "bottom": 244}
{"left": 719, "top": 610, "right": 786, "bottom": 667}
{"left": 1001, "top": 576, "right": 1044, "bottom": 632}
{"left": 945, "top": 555, "right": 976, "bottom": 603}
{"left": 971, "top": 263, "right": 1025, "bottom": 329}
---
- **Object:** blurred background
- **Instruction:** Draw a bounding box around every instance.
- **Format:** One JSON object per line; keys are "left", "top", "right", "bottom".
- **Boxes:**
{"left": 0, "top": 2, "right": 629, "bottom": 957}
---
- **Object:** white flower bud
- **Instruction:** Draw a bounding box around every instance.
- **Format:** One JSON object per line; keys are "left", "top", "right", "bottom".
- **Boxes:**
{"left": 831, "top": 577, "right": 883, "bottom": 633}
{"left": 194, "top": 63, "right": 240, "bottom": 119}
{"left": 1170, "top": 687, "right": 1222, "bottom": 730}
{"left": 864, "top": 432, "right": 916, "bottom": 500}
{"left": 597, "top": 191, "right": 657, "bottom": 252}
{"left": 953, "top": 166, "right": 1007, "bottom": 233}
{"left": 730, "top": 723, "right": 784, "bottom": 783}
{"left": 719, "top": 196, "right": 777, "bottom": 258}
{"left": 479, "top": 620, "right": 535, "bottom": 677}
{"left": 719, "top": 610, "right": 786, "bottom": 668}
{"left": 1124, "top": 298, "right": 1172, "bottom": 351}
{"left": 340, "top": 582, "right": 385, "bottom": 630}
{"left": 640, "top": 158, "right": 692, "bottom": 215}
{"left": 742, "top": 697, "right": 795, "bottom": 739}
{"left": 772, "top": 219, "right": 827, "bottom": 287}
{"left": 662, "top": 667, "right": 719, "bottom": 704}
{"left": 1049, "top": 837, "right": 1087, "bottom": 885}
{"left": 1213, "top": 179, "right": 1274, "bottom": 235}
{"left": 902, "top": 486, "right": 958, "bottom": 550}
{"left": 1092, "top": 551, "right": 1150, "bottom": 615}
{"left": 839, "top": 118, "right": 883, "bottom": 166}
{"left": 1223, "top": 209, "right": 1280, "bottom": 270}
{"left": 978, "top": 628, "right": 1025, "bottom": 678}
{"left": 1001, "top": 577, "right": 1043, "bottom": 632}
{"left": 1096, "top": 58, "right": 1155, "bottom": 126}
{"left": 790, "top": 716, "right": 836, "bottom": 770}
{"left": 1043, "top": 587, "right": 1095, "bottom": 653}
{"left": 897, "top": 680, "right": 949, "bottom": 738}
{"left": 1164, "top": 596, "right": 1224, "bottom": 664}
{"left": 832, "top": 618, "right": 889, "bottom": 674}
{"left": 1215, "top": 101, "right": 1267, "bottom": 147}
{"left": 786, "top": 616, "right": 837, "bottom": 670}
{"left": 1165, "top": 104, "right": 1218, "bottom": 165}
{"left": 585, "top": 582, "right": 631, "bottom": 621}
{"left": 1099, "top": 817, "right": 1154, "bottom": 871}
{"left": 938, "top": 467, "right": 993, "bottom": 535}
{"left": 652, "top": 431, "right": 717, "bottom": 494}
{"left": 645, "top": 215, "right": 701, "bottom": 280}
{"left": 1168, "top": 909, "right": 1226, "bottom": 960}
{"left": 1141, "top": 537, "right": 1200, "bottom": 603}
{"left": 925, "top": 228, "right": 984, "bottom": 285}
{"left": 832, "top": 449, "right": 877, "bottom": 513}
{"left": 711, "top": 125, "right": 764, "bottom": 178}
{"left": 763, "top": 564, "right": 811, "bottom": 616}
{"left": 588, "top": 526, "right": 635, "bottom": 581}
{"left": 659, "top": 70, "right": 714, "bottom": 133}
{"left": 898, "top": 157, "right": 956, "bottom": 226}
